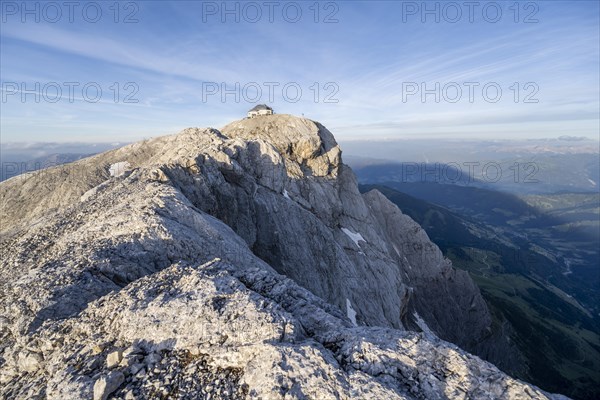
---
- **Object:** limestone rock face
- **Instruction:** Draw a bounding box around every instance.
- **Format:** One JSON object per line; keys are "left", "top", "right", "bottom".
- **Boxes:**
{"left": 0, "top": 114, "right": 558, "bottom": 398}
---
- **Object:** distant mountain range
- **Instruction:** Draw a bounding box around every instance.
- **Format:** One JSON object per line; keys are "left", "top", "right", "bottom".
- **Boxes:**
{"left": 349, "top": 153, "right": 599, "bottom": 194}
{"left": 1, "top": 153, "right": 94, "bottom": 182}
{"left": 1, "top": 142, "right": 125, "bottom": 182}
{"left": 341, "top": 137, "right": 599, "bottom": 165}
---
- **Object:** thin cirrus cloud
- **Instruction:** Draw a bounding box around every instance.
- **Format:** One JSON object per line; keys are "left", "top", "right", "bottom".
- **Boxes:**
{"left": 1, "top": 24, "right": 239, "bottom": 83}
{"left": 0, "top": 1, "right": 598, "bottom": 142}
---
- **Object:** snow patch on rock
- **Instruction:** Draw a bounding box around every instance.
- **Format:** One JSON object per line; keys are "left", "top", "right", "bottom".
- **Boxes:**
{"left": 109, "top": 161, "right": 131, "bottom": 177}
{"left": 341, "top": 227, "right": 365, "bottom": 249}
{"left": 346, "top": 298, "right": 357, "bottom": 326}
{"left": 414, "top": 312, "right": 436, "bottom": 339}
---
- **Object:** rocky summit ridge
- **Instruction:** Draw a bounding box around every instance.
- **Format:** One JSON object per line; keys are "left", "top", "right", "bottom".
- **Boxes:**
{"left": 0, "top": 114, "right": 565, "bottom": 399}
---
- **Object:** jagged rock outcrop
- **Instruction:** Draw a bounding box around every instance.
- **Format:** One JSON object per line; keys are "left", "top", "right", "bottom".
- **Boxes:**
{"left": 0, "top": 114, "right": 557, "bottom": 398}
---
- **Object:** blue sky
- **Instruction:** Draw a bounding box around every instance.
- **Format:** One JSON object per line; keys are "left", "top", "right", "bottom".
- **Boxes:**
{"left": 1, "top": 0, "right": 599, "bottom": 142}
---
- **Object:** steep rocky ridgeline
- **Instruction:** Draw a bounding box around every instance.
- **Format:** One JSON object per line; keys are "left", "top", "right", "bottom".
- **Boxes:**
{"left": 0, "top": 115, "right": 561, "bottom": 399}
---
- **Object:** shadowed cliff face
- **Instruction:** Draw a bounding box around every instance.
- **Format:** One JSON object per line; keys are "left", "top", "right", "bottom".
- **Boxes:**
{"left": 219, "top": 115, "right": 522, "bottom": 372}
{"left": 0, "top": 114, "right": 541, "bottom": 398}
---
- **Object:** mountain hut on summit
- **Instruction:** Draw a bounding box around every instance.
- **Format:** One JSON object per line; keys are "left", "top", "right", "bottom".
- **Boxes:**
{"left": 247, "top": 104, "right": 274, "bottom": 118}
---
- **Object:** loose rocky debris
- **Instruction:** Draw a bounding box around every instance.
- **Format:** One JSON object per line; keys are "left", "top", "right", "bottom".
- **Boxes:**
{"left": 93, "top": 347, "right": 247, "bottom": 400}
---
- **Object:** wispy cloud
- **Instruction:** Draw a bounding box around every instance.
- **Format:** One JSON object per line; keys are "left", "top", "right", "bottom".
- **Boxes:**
{"left": 1, "top": 1, "right": 598, "bottom": 142}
